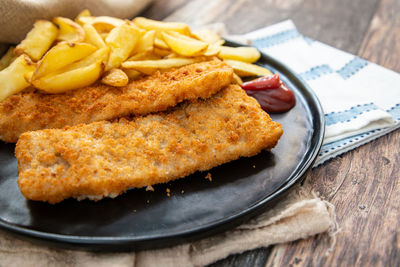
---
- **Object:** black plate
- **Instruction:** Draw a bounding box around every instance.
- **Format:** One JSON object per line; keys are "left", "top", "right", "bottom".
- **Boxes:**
{"left": 0, "top": 42, "right": 324, "bottom": 251}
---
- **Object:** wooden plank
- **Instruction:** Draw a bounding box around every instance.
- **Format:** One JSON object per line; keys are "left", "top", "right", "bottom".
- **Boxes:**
{"left": 267, "top": 0, "right": 400, "bottom": 264}
{"left": 157, "top": 0, "right": 378, "bottom": 54}
{"left": 359, "top": 0, "right": 400, "bottom": 72}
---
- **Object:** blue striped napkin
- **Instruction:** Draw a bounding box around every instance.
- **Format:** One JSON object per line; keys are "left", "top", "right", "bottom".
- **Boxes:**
{"left": 227, "top": 20, "right": 400, "bottom": 166}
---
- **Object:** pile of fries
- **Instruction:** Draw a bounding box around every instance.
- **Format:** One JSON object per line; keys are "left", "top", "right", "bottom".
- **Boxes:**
{"left": 0, "top": 10, "right": 272, "bottom": 102}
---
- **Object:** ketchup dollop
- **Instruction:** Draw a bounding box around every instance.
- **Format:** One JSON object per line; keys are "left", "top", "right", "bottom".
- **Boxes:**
{"left": 241, "top": 74, "right": 295, "bottom": 113}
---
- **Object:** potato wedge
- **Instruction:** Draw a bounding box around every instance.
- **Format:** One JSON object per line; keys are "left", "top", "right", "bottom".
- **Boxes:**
{"left": 53, "top": 17, "right": 85, "bottom": 42}
{"left": 0, "top": 47, "right": 17, "bottom": 71}
{"left": 127, "top": 51, "right": 161, "bottom": 61}
{"left": 101, "top": 68, "right": 128, "bottom": 87}
{"left": 75, "top": 9, "right": 91, "bottom": 24}
{"left": 92, "top": 16, "right": 125, "bottom": 33}
{"left": 192, "top": 29, "right": 224, "bottom": 44}
{"left": 122, "top": 58, "right": 198, "bottom": 74}
{"left": 218, "top": 46, "right": 260, "bottom": 63}
{"left": 224, "top": 59, "right": 272, "bottom": 77}
{"left": 161, "top": 31, "right": 208, "bottom": 57}
{"left": 153, "top": 48, "right": 173, "bottom": 57}
{"left": 0, "top": 55, "right": 36, "bottom": 102}
{"left": 32, "top": 42, "right": 97, "bottom": 79}
{"left": 105, "top": 23, "right": 140, "bottom": 70}
{"left": 15, "top": 20, "right": 58, "bottom": 61}
{"left": 203, "top": 43, "right": 221, "bottom": 56}
{"left": 70, "top": 46, "right": 110, "bottom": 68}
{"left": 133, "top": 17, "right": 190, "bottom": 37}
{"left": 132, "top": 30, "right": 156, "bottom": 54}
{"left": 32, "top": 61, "right": 103, "bottom": 93}
{"left": 154, "top": 37, "right": 169, "bottom": 49}
{"left": 123, "top": 68, "right": 142, "bottom": 80}
{"left": 83, "top": 24, "right": 106, "bottom": 48}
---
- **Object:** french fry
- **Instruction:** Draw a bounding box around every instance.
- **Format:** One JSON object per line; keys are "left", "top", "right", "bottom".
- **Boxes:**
{"left": 123, "top": 68, "right": 142, "bottom": 80}
{"left": 15, "top": 20, "right": 58, "bottom": 61}
{"left": 105, "top": 23, "right": 140, "bottom": 70}
{"left": 32, "top": 42, "right": 97, "bottom": 79}
{"left": 101, "top": 68, "right": 128, "bottom": 87}
{"left": 53, "top": 17, "right": 85, "bottom": 42}
{"left": 32, "top": 61, "right": 103, "bottom": 93}
{"left": 0, "top": 55, "right": 36, "bottom": 102}
{"left": 224, "top": 59, "right": 272, "bottom": 77}
{"left": 92, "top": 16, "right": 125, "bottom": 33}
{"left": 154, "top": 37, "right": 169, "bottom": 49}
{"left": 122, "top": 58, "right": 198, "bottom": 74}
{"left": 75, "top": 9, "right": 92, "bottom": 25}
{"left": 192, "top": 29, "right": 224, "bottom": 44}
{"left": 133, "top": 17, "right": 190, "bottom": 37}
{"left": 83, "top": 24, "right": 106, "bottom": 48}
{"left": 153, "top": 48, "right": 173, "bottom": 57}
{"left": 70, "top": 46, "right": 110, "bottom": 68}
{"left": 203, "top": 44, "right": 221, "bottom": 57}
{"left": 127, "top": 51, "right": 161, "bottom": 61}
{"left": 218, "top": 46, "right": 260, "bottom": 63}
{"left": 0, "top": 47, "right": 17, "bottom": 71}
{"left": 161, "top": 31, "right": 208, "bottom": 57}
{"left": 132, "top": 30, "right": 156, "bottom": 54}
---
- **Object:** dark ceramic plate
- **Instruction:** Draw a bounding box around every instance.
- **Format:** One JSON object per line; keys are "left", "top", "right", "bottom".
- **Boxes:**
{"left": 0, "top": 42, "right": 324, "bottom": 251}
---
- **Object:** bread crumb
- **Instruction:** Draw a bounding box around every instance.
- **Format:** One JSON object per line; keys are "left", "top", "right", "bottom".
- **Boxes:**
{"left": 133, "top": 209, "right": 136, "bottom": 212}
{"left": 166, "top": 188, "right": 171, "bottom": 197}
{"left": 181, "top": 190, "right": 184, "bottom": 194}
{"left": 205, "top": 172, "right": 212, "bottom": 181}
{"left": 252, "top": 165, "right": 256, "bottom": 168}
{"left": 146, "top": 185, "right": 154, "bottom": 191}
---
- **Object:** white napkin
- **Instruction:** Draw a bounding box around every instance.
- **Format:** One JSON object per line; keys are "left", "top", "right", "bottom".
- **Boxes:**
{"left": 227, "top": 20, "right": 400, "bottom": 167}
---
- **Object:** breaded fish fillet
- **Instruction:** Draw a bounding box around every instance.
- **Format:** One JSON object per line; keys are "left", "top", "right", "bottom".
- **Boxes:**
{"left": 16, "top": 85, "right": 283, "bottom": 203}
{"left": 0, "top": 60, "right": 233, "bottom": 143}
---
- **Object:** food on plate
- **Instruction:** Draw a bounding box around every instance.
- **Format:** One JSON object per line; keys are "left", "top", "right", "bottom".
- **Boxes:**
{"left": 0, "top": 11, "right": 287, "bottom": 204}
{"left": 53, "top": 17, "right": 85, "bottom": 43}
{"left": 105, "top": 23, "right": 140, "bottom": 70}
{"left": 31, "top": 42, "right": 97, "bottom": 80}
{"left": 223, "top": 59, "right": 273, "bottom": 76}
{"left": 218, "top": 46, "right": 260, "bottom": 63}
{"left": 0, "top": 11, "right": 273, "bottom": 101}
{"left": 0, "top": 60, "right": 233, "bottom": 143}
{"left": 16, "top": 85, "right": 283, "bottom": 203}
{"left": 0, "top": 55, "right": 36, "bottom": 102}
{"left": 0, "top": 46, "right": 17, "bottom": 71}
{"left": 101, "top": 68, "right": 129, "bottom": 87}
{"left": 14, "top": 20, "right": 58, "bottom": 61}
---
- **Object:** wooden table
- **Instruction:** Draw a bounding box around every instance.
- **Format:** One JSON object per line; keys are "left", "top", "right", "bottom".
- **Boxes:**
{"left": 141, "top": 0, "right": 400, "bottom": 266}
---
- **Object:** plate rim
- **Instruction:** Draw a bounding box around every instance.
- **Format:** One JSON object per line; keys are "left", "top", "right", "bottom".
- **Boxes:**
{"left": 0, "top": 41, "right": 325, "bottom": 250}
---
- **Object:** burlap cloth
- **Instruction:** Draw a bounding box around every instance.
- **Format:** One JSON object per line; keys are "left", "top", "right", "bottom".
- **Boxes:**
{"left": 0, "top": 1, "right": 338, "bottom": 266}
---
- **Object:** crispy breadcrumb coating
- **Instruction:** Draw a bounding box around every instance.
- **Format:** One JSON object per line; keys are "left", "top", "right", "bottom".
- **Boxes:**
{"left": 0, "top": 60, "right": 233, "bottom": 143}
{"left": 16, "top": 85, "right": 283, "bottom": 204}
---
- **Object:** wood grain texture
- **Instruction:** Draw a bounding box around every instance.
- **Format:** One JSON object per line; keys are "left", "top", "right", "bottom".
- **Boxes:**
{"left": 138, "top": 0, "right": 400, "bottom": 266}
{"left": 142, "top": 0, "right": 379, "bottom": 54}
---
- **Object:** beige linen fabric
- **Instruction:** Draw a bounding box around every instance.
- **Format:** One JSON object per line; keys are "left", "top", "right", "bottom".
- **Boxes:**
{"left": 0, "top": 0, "right": 152, "bottom": 44}
{"left": 0, "top": 184, "right": 337, "bottom": 267}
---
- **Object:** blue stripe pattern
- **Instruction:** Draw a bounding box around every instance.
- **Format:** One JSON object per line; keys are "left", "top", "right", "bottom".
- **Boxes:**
{"left": 319, "top": 129, "right": 382, "bottom": 155}
{"left": 299, "top": 65, "right": 334, "bottom": 80}
{"left": 337, "top": 57, "right": 369, "bottom": 79}
{"left": 324, "top": 103, "right": 378, "bottom": 126}
{"left": 387, "top": 104, "right": 400, "bottom": 121}
{"left": 252, "top": 29, "right": 300, "bottom": 48}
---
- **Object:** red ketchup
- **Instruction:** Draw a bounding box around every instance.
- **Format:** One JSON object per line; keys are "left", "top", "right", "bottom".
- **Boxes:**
{"left": 241, "top": 74, "right": 296, "bottom": 113}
